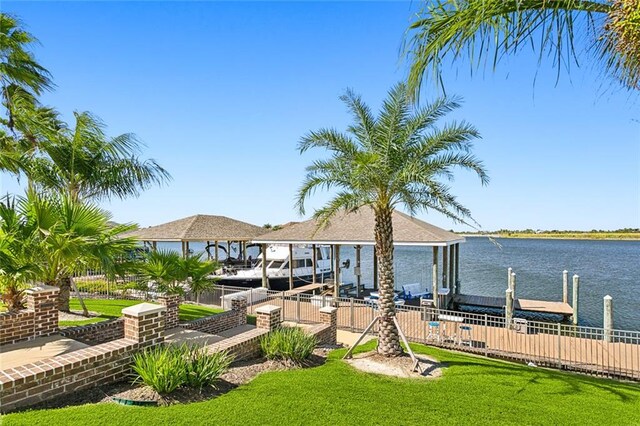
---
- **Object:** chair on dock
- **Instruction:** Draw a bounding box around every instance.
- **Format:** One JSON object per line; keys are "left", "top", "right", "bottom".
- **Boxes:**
{"left": 458, "top": 325, "right": 472, "bottom": 347}
{"left": 426, "top": 321, "right": 441, "bottom": 343}
{"left": 401, "top": 283, "right": 431, "bottom": 301}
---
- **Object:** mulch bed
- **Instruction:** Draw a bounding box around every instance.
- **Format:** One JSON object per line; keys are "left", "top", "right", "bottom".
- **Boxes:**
{"left": 22, "top": 346, "right": 337, "bottom": 411}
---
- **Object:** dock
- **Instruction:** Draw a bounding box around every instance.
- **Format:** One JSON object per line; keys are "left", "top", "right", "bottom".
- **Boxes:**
{"left": 283, "top": 282, "right": 328, "bottom": 296}
{"left": 453, "top": 294, "right": 573, "bottom": 316}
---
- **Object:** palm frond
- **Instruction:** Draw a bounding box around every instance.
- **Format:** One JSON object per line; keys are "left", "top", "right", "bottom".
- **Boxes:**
{"left": 405, "top": 0, "right": 612, "bottom": 97}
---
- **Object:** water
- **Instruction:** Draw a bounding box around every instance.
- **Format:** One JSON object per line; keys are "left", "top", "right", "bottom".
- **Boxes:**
{"left": 158, "top": 238, "right": 640, "bottom": 331}
{"left": 337, "top": 238, "right": 640, "bottom": 331}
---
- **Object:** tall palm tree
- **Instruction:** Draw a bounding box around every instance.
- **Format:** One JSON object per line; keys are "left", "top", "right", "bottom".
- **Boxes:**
{"left": 296, "top": 83, "right": 488, "bottom": 356}
{"left": 405, "top": 0, "right": 639, "bottom": 96}
{"left": 28, "top": 111, "right": 171, "bottom": 202}
{"left": 0, "top": 13, "right": 56, "bottom": 176}
{"left": 21, "top": 191, "right": 138, "bottom": 311}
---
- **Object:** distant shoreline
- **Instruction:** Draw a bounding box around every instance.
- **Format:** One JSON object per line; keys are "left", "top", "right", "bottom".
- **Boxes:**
{"left": 460, "top": 233, "right": 640, "bottom": 241}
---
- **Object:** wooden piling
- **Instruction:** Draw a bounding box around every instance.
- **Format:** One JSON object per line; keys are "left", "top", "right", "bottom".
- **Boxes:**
{"left": 355, "top": 245, "right": 361, "bottom": 297}
{"left": 261, "top": 243, "right": 268, "bottom": 288}
{"left": 312, "top": 244, "right": 317, "bottom": 284}
{"left": 334, "top": 244, "right": 341, "bottom": 299}
{"left": 372, "top": 249, "right": 378, "bottom": 291}
{"left": 432, "top": 247, "right": 439, "bottom": 309}
{"left": 507, "top": 267, "right": 512, "bottom": 288}
{"left": 604, "top": 295, "right": 613, "bottom": 342}
{"left": 572, "top": 274, "right": 580, "bottom": 325}
{"left": 510, "top": 272, "right": 517, "bottom": 300}
{"left": 505, "top": 288, "right": 513, "bottom": 328}
{"left": 288, "top": 244, "right": 294, "bottom": 290}
{"left": 562, "top": 270, "right": 568, "bottom": 304}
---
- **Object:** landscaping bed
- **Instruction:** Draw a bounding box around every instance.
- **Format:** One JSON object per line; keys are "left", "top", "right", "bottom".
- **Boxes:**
{"left": 18, "top": 347, "right": 333, "bottom": 411}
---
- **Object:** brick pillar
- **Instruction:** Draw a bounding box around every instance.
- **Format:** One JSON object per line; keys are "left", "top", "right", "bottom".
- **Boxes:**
{"left": 319, "top": 306, "right": 338, "bottom": 345}
{"left": 157, "top": 294, "right": 180, "bottom": 329}
{"left": 255, "top": 305, "right": 281, "bottom": 331}
{"left": 122, "top": 303, "right": 166, "bottom": 347}
{"left": 25, "top": 284, "right": 60, "bottom": 338}
{"left": 231, "top": 296, "right": 248, "bottom": 326}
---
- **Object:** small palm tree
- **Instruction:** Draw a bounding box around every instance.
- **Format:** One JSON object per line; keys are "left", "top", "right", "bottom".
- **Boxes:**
{"left": 296, "top": 83, "right": 488, "bottom": 356}
{"left": 405, "top": 0, "right": 640, "bottom": 95}
{"left": 136, "top": 251, "right": 218, "bottom": 303}
{"left": 22, "top": 191, "right": 138, "bottom": 311}
{"left": 0, "top": 196, "right": 41, "bottom": 310}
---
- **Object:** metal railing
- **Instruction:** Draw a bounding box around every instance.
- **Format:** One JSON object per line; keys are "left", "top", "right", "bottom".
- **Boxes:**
{"left": 77, "top": 281, "right": 640, "bottom": 381}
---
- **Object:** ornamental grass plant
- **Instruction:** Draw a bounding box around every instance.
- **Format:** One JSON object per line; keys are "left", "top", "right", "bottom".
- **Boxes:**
{"left": 260, "top": 327, "right": 317, "bottom": 364}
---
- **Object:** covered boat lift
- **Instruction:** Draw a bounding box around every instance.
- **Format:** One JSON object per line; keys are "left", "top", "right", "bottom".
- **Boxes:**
{"left": 124, "top": 214, "right": 268, "bottom": 263}
{"left": 253, "top": 207, "right": 464, "bottom": 308}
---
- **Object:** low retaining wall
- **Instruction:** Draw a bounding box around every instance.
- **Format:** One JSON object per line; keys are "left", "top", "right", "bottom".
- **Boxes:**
{"left": 0, "top": 286, "right": 59, "bottom": 346}
{"left": 0, "top": 303, "right": 166, "bottom": 413}
{"left": 59, "top": 318, "right": 125, "bottom": 345}
{"left": 182, "top": 297, "right": 247, "bottom": 334}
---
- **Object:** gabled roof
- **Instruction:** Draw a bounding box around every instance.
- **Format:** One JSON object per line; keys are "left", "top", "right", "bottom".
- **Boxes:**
{"left": 124, "top": 215, "right": 267, "bottom": 242}
{"left": 253, "top": 207, "right": 463, "bottom": 246}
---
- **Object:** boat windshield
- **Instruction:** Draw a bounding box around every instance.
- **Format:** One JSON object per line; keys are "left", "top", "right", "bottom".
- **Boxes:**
{"left": 269, "top": 261, "right": 285, "bottom": 269}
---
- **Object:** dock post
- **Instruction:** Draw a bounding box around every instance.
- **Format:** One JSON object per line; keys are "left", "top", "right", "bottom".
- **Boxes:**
{"left": 505, "top": 289, "right": 513, "bottom": 329}
{"left": 261, "top": 244, "right": 268, "bottom": 288}
{"left": 432, "top": 247, "right": 439, "bottom": 309}
{"left": 507, "top": 267, "right": 512, "bottom": 288}
{"left": 603, "top": 295, "right": 613, "bottom": 342}
{"left": 572, "top": 274, "right": 580, "bottom": 325}
{"left": 562, "top": 270, "right": 568, "bottom": 304}
{"left": 510, "top": 272, "right": 517, "bottom": 301}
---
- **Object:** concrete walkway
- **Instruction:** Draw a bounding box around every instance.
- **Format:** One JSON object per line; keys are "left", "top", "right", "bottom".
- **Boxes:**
{"left": 0, "top": 335, "right": 88, "bottom": 370}
{"left": 165, "top": 324, "right": 256, "bottom": 347}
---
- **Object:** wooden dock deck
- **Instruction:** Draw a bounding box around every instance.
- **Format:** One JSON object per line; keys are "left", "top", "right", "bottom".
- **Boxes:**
{"left": 453, "top": 294, "right": 573, "bottom": 316}
{"left": 283, "top": 283, "right": 328, "bottom": 296}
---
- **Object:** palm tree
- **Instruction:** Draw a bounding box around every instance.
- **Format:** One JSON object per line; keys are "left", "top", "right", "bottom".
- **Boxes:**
{"left": 296, "top": 83, "right": 488, "bottom": 356}
{"left": 0, "top": 13, "right": 53, "bottom": 124}
{"left": 28, "top": 111, "right": 171, "bottom": 202}
{"left": 0, "top": 196, "right": 42, "bottom": 310}
{"left": 21, "top": 191, "right": 138, "bottom": 312}
{"left": 0, "top": 13, "right": 56, "bottom": 176}
{"left": 136, "top": 250, "right": 218, "bottom": 304}
{"left": 405, "top": 0, "right": 639, "bottom": 96}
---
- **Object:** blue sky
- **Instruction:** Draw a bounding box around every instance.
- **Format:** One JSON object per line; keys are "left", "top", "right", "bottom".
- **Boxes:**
{"left": 1, "top": 1, "right": 638, "bottom": 231}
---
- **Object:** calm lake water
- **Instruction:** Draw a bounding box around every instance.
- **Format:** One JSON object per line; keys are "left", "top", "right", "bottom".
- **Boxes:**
{"left": 159, "top": 238, "right": 640, "bottom": 331}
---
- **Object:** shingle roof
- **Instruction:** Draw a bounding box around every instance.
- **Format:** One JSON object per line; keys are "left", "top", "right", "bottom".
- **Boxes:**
{"left": 253, "top": 207, "right": 463, "bottom": 246}
{"left": 124, "top": 215, "right": 267, "bottom": 242}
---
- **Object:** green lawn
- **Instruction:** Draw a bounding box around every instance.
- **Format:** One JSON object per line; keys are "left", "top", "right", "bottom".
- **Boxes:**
{"left": 4, "top": 342, "right": 639, "bottom": 426}
{"left": 59, "top": 299, "right": 222, "bottom": 327}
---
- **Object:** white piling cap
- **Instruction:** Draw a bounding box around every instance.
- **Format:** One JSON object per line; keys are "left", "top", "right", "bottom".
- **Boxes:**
{"left": 604, "top": 295, "right": 612, "bottom": 300}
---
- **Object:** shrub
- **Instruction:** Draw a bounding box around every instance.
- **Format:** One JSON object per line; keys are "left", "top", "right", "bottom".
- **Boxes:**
{"left": 132, "top": 345, "right": 186, "bottom": 395}
{"left": 260, "top": 327, "right": 317, "bottom": 364}
{"left": 184, "top": 346, "right": 233, "bottom": 392}
{"left": 131, "top": 344, "right": 233, "bottom": 395}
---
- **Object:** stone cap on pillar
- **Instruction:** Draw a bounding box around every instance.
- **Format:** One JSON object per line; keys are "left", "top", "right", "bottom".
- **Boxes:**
{"left": 319, "top": 307, "right": 338, "bottom": 314}
{"left": 255, "top": 305, "right": 281, "bottom": 314}
{"left": 122, "top": 303, "right": 166, "bottom": 317}
{"left": 25, "top": 284, "right": 59, "bottom": 294}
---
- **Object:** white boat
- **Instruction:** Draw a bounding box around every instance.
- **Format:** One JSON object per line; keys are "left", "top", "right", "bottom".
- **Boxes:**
{"left": 214, "top": 244, "right": 333, "bottom": 290}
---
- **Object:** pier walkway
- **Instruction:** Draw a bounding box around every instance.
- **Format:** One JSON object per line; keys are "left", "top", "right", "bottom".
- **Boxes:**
{"left": 453, "top": 294, "right": 573, "bottom": 316}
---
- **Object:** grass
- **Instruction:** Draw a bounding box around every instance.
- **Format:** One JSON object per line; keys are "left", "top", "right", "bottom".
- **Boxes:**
{"left": 4, "top": 342, "right": 639, "bottom": 425}
{"left": 496, "top": 232, "right": 640, "bottom": 240}
{"left": 59, "top": 299, "right": 223, "bottom": 327}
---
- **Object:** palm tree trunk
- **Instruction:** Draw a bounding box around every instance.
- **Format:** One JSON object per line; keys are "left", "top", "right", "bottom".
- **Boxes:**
{"left": 374, "top": 207, "right": 402, "bottom": 357}
{"left": 58, "top": 276, "right": 72, "bottom": 312}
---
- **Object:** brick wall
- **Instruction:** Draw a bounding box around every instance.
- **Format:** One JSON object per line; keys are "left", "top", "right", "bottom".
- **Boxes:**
{"left": 0, "top": 285, "right": 59, "bottom": 346}
{"left": 0, "top": 302, "right": 166, "bottom": 413}
{"left": 318, "top": 307, "right": 338, "bottom": 345}
{"left": 182, "top": 297, "right": 247, "bottom": 334}
{"left": 255, "top": 305, "right": 281, "bottom": 331}
{"left": 157, "top": 294, "right": 180, "bottom": 329}
{"left": 205, "top": 328, "right": 269, "bottom": 361}
{"left": 59, "top": 318, "right": 125, "bottom": 345}
{"left": 0, "top": 311, "right": 35, "bottom": 346}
